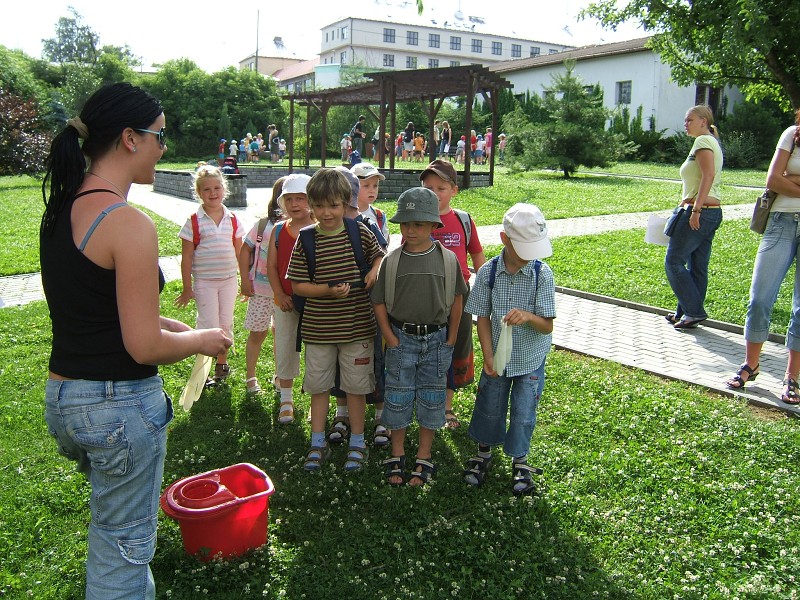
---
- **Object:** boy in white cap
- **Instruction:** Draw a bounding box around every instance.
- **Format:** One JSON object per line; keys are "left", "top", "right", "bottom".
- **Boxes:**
{"left": 351, "top": 162, "right": 389, "bottom": 247}
{"left": 462, "top": 203, "right": 556, "bottom": 495}
{"left": 372, "top": 187, "right": 468, "bottom": 486}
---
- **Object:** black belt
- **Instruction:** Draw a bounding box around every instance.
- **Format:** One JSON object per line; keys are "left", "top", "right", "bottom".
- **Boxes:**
{"left": 389, "top": 316, "right": 446, "bottom": 336}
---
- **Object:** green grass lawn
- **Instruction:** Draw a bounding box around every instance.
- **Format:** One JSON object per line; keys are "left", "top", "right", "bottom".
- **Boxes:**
{"left": 2, "top": 162, "right": 798, "bottom": 598}
{"left": 1, "top": 287, "right": 798, "bottom": 599}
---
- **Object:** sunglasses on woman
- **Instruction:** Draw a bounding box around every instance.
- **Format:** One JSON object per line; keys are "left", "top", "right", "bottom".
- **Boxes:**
{"left": 135, "top": 127, "right": 167, "bottom": 148}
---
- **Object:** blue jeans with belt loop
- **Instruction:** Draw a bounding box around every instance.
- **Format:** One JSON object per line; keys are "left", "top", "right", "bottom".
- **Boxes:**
{"left": 665, "top": 206, "right": 723, "bottom": 321}
{"left": 44, "top": 376, "right": 172, "bottom": 600}
{"left": 467, "top": 359, "right": 546, "bottom": 459}
{"left": 745, "top": 211, "right": 800, "bottom": 350}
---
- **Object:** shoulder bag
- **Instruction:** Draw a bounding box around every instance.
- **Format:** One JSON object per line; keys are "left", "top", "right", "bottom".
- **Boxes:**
{"left": 751, "top": 133, "right": 797, "bottom": 234}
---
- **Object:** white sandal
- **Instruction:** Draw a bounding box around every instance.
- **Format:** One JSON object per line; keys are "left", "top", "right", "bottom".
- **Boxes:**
{"left": 278, "top": 400, "right": 295, "bottom": 424}
{"left": 246, "top": 377, "right": 262, "bottom": 394}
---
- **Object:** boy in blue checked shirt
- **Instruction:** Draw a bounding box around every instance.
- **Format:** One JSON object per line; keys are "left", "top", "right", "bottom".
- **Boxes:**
{"left": 462, "top": 204, "right": 556, "bottom": 495}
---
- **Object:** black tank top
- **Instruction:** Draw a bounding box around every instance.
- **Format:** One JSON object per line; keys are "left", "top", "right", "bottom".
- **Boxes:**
{"left": 40, "top": 189, "right": 164, "bottom": 380}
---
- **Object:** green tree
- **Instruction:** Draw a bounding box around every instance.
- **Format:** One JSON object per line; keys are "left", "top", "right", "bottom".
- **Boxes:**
{"left": 41, "top": 6, "right": 99, "bottom": 66}
{"left": 501, "top": 61, "right": 625, "bottom": 178}
{"left": 582, "top": 0, "right": 800, "bottom": 110}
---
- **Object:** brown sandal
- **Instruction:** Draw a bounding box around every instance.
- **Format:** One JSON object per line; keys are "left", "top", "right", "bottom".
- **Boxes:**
{"left": 445, "top": 410, "right": 460, "bottom": 429}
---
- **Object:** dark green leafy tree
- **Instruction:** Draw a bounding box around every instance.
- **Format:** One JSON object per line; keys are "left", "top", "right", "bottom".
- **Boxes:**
{"left": 0, "top": 88, "right": 51, "bottom": 175}
{"left": 41, "top": 6, "right": 99, "bottom": 66}
{"left": 582, "top": 0, "right": 800, "bottom": 110}
{"left": 141, "top": 61, "right": 285, "bottom": 157}
{"left": 502, "top": 61, "right": 626, "bottom": 177}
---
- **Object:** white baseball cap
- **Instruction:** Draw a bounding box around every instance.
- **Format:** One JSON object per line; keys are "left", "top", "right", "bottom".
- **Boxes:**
{"left": 350, "top": 162, "right": 385, "bottom": 180}
{"left": 278, "top": 174, "right": 310, "bottom": 199}
{"left": 502, "top": 203, "right": 552, "bottom": 260}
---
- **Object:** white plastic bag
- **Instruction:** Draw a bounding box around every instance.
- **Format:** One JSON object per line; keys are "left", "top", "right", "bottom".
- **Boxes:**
{"left": 644, "top": 214, "right": 670, "bottom": 246}
{"left": 493, "top": 320, "right": 513, "bottom": 375}
{"left": 179, "top": 354, "right": 212, "bottom": 411}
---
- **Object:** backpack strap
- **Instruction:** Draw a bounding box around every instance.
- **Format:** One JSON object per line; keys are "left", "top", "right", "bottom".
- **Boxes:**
{"left": 487, "top": 255, "right": 500, "bottom": 289}
{"left": 382, "top": 248, "right": 402, "bottom": 316}
{"left": 256, "top": 217, "right": 269, "bottom": 243}
{"left": 230, "top": 213, "right": 239, "bottom": 244}
{"left": 383, "top": 241, "right": 457, "bottom": 316}
{"left": 374, "top": 207, "right": 385, "bottom": 231}
{"left": 344, "top": 218, "right": 370, "bottom": 280}
{"left": 487, "top": 254, "right": 542, "bottom": 305}
{"left": 191, "top": 213, "right": 200, "bottom": 248}
{"left": 273, "top": 221, "right": 285, "bottom": 249}
{"left": 453, "top": 208, "right": 472, "bottom": 246}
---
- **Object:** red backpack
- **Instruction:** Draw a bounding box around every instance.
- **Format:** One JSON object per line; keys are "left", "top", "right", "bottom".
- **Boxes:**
{"left": 190, "top": 212, "right": 239, "bottom": 249}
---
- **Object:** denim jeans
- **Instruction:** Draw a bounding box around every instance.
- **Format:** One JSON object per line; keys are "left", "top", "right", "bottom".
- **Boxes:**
{"left": 45, "top": 376, "right": 172, "bottom": 600}
{"left": 665, "top": 207, "right": 723, "bottom": 320}
{"left": 467, "top": 360, "right": 546, "bottom": 458}
{"left": 382, "top": 326, "right": 453, "bottom": 430}
{"left": 745, "top": 211, "right": 800, "bottom": 350}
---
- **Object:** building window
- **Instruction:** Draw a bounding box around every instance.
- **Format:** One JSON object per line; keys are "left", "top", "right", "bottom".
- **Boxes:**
{"left": 450, "top": 60, "right": 460, "bottom": 67}
{"left": 491, "top": 41, "right": 502, "bottom": 56}
{"left": 325, "top": 32, "right": 329, "bottom": 43}
{"left": 429, "top": 33, "right": 440, "bottom": 48}
{"left": 407, "top": 31, "right": 419, "bottom": 46}
{"left": 342, "top": 26, "right": 348, "bottom": 39}
{"left": 450, "top": 36, "right": 461, "bottom": 50}
{"left": 530, "top": 46, "right": 540, "bottom": 57}
{"left": 340, "top": 51, "right": 347, "bottom": 64}
{"left": 383, "top": 54, "right": 394, "bottom": 67}
{"left": 548, "top": 48, "right": 559, "bottom": 54}
{"left": 384, "top": 28, "right": 396, "bottom": 43}
{"left": 471, "top": 39, "right": 482, "bottom": 53}
{"left": 616, "top": 80, "right": 632, "bottom": 104}
{"left": 511, "top": 44, "right": 521, "bottom": 58}
{"left": 428, "top": 58, "right": 439, "bottom": 68}
{"left": 406, "top": 56, "right": 418, "bottom": 69}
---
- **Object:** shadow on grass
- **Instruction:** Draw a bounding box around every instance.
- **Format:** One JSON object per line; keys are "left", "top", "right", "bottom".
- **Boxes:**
{"left": 154, "top": 382, "right": 628, "bottom": 599}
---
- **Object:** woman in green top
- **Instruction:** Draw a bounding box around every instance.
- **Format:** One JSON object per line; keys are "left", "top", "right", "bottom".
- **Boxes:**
{"left": 665, "top": 105, "right": 724, "bottom": 330}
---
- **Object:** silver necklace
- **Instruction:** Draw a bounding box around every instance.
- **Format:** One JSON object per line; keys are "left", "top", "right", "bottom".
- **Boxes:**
{"left": 86, "top": 172, "right": 127, "bottom": 199}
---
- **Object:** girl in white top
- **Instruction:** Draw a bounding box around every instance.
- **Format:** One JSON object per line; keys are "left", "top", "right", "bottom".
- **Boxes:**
{"left": 176, "top": 165, "right": 244, "bottom": 384}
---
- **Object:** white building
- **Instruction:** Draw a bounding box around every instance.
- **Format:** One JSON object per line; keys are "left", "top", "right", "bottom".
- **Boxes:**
{"left": 491, "top": 37, "right": 743, "bottom": 135}
{"left": 319, "top": 16, "right": 572, "bottom": 72}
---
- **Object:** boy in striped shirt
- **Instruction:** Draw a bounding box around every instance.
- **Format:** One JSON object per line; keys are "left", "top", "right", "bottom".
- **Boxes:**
{"left": 287, "top": 169, "right": 384, "bottom": 472}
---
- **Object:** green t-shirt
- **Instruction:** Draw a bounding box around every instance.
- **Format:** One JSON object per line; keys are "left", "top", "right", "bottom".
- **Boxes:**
{"left": 679, "top": 134, "right": 723, "bottom": 202}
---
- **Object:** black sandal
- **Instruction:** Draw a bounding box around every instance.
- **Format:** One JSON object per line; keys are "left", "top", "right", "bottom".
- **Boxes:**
{"left": 463, "top": 454, "right": 493, "bottom": 486}
{"left": 326, "top": 416, "right": 350, "bottom": 445}
{"left": 725, "top": 363, "right": 759, "bottom": 390}
{"left": 512, "top": 463, "right": 543, "bottom": 496}
{"left": 383, "top": 455, "right": 406, "bottom": 486}
{"left": 781, "top": 378, "right": 800, "bottom": 405}
{"left": 407, "top": 458, "right": 436, "bottom": 486}
{"left": 664, "top": 313, "right": 679, "bottom": 325}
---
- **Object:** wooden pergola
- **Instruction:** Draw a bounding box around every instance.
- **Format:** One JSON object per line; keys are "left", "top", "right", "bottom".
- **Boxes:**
{"left": 282, "top": 65, "right": 513, "bottom": 188}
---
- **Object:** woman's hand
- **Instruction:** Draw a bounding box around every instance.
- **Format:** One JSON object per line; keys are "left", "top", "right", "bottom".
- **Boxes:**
{"left": 689, "top": 210, "right": 701, "bottom": 231}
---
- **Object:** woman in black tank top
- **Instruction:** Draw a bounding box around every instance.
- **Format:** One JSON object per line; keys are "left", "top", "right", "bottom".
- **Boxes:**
{"left": 39, "top": 82, "right": 232, "bottom": 599}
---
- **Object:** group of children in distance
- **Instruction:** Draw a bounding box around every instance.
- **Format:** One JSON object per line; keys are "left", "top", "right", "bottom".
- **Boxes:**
{"left": 176, "top": 158, "right": 555, "bottom": 493}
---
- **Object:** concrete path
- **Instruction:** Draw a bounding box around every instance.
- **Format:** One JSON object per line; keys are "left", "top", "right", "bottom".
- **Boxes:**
{"left": 2, "top": 185, "right": 796, "bottom": 417}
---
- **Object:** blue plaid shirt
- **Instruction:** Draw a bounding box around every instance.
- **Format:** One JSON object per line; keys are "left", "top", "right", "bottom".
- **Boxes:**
{"left": 465, "top": 251, "right": 556, "bottom": 377}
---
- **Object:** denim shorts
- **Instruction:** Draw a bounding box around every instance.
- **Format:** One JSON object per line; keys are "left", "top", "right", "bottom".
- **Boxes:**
{"left": 382, "top": 326, "right": 454, "bottom": 430}
{"left": 45, "top": 376, "right": 172, "bottom": 600}
{"left": 467, "top": 360, "right": 545, "bottom": 459}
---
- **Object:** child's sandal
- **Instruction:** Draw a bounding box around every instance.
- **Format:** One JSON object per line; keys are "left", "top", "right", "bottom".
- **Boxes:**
{"left": 383, "top": 455, "right": 406, "bottom": 486}
{"left": 463, "top": 454, "right": 493, "bottom": 487}
{"left": 246, "top": 377, "right": 262, "bottom": 395}
{"left": 326, "top": 416, "right": 350, "bottom": 445}
{"left": 302, "top": 446, "right": 331, "bottom": 471}
{"left": 344, "top": 447, "right": 369, "bottom": 472}
{"left": 511, "top": 463, "right": 543, "bottom": 496}
{"left": 278, "top": 401, "right": 294, "bottom": 424}
{"left": 407, "top": 458, "right": 436, "bottom": 487}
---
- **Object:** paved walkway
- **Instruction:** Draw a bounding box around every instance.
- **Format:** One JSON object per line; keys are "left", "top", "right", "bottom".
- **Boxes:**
{"left": 2, "top": 186, "right": 796, "bottom": 416}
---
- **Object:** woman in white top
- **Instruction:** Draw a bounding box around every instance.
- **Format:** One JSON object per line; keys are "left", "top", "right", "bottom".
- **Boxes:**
{"left": 726, "top": 112, "right": 800, "bottom": 404}
{"left": 664, "top": 105, "right": 724, "bottom": 330}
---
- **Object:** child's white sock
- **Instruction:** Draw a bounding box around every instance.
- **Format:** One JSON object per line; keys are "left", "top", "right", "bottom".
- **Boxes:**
{"left": 280, "top": 388, "right": 293, "bottom": 404}
{"left": 336, "top": 405, "right": 349, "bottom": 418}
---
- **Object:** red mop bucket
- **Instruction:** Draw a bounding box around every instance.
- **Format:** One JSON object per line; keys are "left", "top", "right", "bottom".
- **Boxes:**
{"left": 160, "top": 463, "right": 274, "bottom": 560}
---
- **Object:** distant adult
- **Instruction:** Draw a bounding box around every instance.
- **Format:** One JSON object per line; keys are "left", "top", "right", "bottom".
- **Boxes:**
{"left": 726, "top": 111, "right": 800, "bottom": 404}
{"left": 402, "top": 121, "right": 415, "bottom": 161}
{"left": 269, "top": 125, "right": 280, "bottom": 162}
{"left": 439, "top": 120, "right": 452, "bottom": 157}
{"left": 352, "top": 115, "right": 367, "bottom": 156}
{"left": 432, "top": 119, "right": 441, "bottom": 159}
{"left": 40, "top": 82, "right": 231, "bottom": 599}
{"left": 664, "top": 105, "right": 723, "bottom": 330}
{"left": 485, "top": 127, "right": 493, "bottom": 162}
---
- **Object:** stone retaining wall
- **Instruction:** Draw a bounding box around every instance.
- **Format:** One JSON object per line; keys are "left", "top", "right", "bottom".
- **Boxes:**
{"left": 153, "top": 170, "right": 248, "bottom": 207}
{"left": 154, "top": 167, "right": 489, "bottom": 205}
